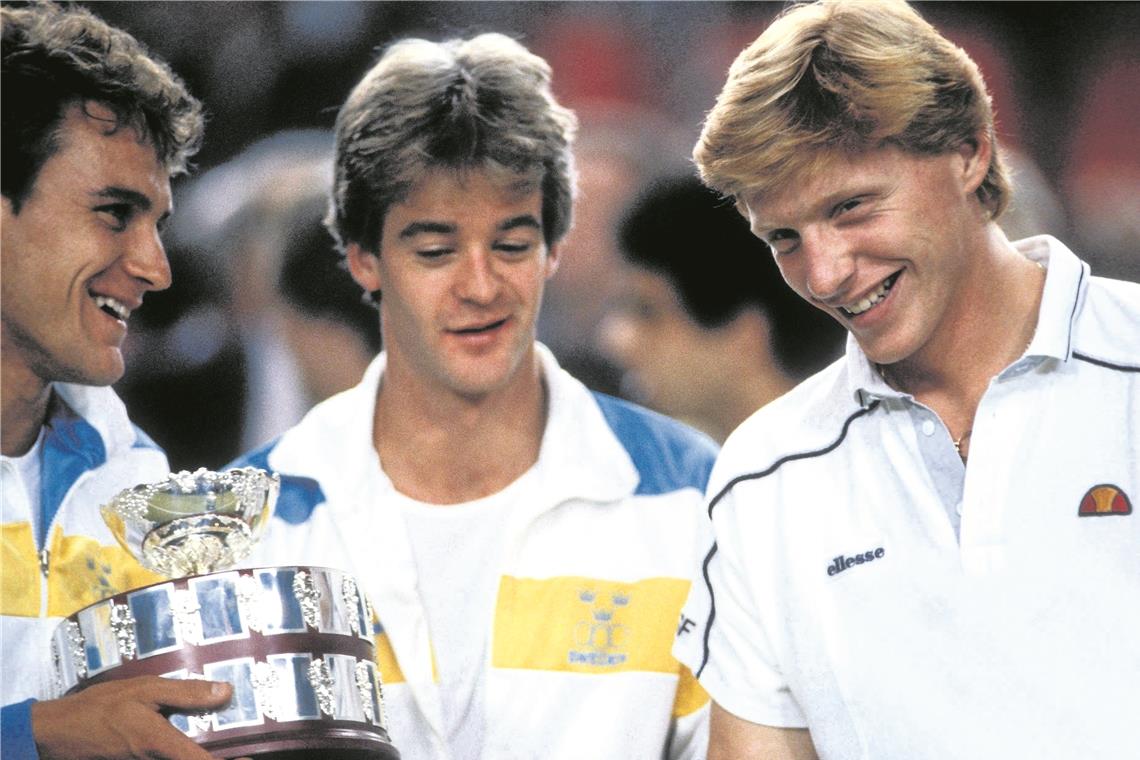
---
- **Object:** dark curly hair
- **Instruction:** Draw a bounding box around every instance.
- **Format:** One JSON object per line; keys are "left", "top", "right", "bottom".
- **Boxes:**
{"left": 2, "top": 1, "right": 204, "bottom": 211}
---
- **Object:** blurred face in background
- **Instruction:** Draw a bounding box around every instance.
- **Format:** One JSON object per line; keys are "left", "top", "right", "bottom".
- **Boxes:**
{"left": 600, "top": 266, "right": 737, "bottom": 428}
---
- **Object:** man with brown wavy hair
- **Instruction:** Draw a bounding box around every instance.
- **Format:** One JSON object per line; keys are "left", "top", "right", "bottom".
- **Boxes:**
{"left": 673, "top": 1, "right": 1140, "bottom": 758}
{"left": 233, "top": 31, "right": 716, "bottom": 760}
{"left": 2, "top": 4, "right": 230, "bottom": 758}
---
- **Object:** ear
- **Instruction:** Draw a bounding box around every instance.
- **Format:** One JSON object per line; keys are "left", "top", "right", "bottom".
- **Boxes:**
{"left": 345, "top": 242, "right": 382, "bottom": 293}
{"left": 543, "top": 242, "right": 562, "bottom": 279}
{"left": 956, "top": 129, "right": 992, "bottom": 196}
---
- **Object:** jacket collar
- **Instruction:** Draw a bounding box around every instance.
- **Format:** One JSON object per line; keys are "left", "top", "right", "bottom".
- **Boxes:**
{"left": 270, "top": 343, "right": 638, "bottom": 512}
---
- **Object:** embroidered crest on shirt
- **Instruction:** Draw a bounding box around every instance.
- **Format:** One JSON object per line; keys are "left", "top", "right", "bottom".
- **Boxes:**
{"left": 85, "top": 555, "right": 117, "bottom": 599}
{"left": 569, "top": 588, "right": 629, "bottom": 666}
{"left": 1077, "top": 484, "right": 1132, "bottom": 516}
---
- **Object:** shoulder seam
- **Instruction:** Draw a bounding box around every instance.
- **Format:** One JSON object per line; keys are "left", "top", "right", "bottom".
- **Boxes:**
{"left": 706, "top": 401, "right": 879, "bottom": 518}
{"left": 696, "top": 400, "right": 878, "bottom": 680}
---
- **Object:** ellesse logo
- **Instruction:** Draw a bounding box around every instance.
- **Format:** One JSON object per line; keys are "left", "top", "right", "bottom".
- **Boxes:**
{"left": 826, "top": 547, "right": 885, "bottom": 576}
{"left": 1078, "top": 484, "right": 1132, "bottom": 517}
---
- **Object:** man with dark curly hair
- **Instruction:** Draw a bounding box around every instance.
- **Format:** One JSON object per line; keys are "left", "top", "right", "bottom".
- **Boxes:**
{"left": 1, "top": 4, "right": 229, "bottom": 758}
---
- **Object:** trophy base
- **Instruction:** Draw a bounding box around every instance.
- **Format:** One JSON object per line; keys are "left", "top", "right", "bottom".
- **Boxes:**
{"left": 53, "top": 567, "right": 400, "bottom": 759}
{"left": 207, "top": 727, "right": 400, "bottom": 759}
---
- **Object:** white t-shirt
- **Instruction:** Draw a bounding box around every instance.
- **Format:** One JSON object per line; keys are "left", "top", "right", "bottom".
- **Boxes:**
{"left": 395, "top": 467, "right": 534, "bottom": 760}
{"left": 2, "top": 427, "right": 46, "bottom": 541}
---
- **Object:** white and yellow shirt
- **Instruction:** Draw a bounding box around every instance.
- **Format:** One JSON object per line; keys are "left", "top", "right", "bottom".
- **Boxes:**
{"left": 1, "top": 383, "right": 169, "bottom": 756}
{"left": 235, "top": 345, "right": 716, "bottom": 759}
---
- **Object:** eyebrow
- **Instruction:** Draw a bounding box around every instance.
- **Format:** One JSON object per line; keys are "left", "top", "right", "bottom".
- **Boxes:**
{"left": 397, "top": 214, "right": 543, "bottom": 239}
{"left": 398, "top": 220, "right": 455, "bottom": 239}
{"left": 92, "top": 186, "right": 173, "bottom": 225}
{"left": 498, "top": 214, "right": 542, "bottom": 233}
{"left": 92, "top": 186, "right": 154, "bottom": 210}
{"left": 752, "top": 186, "right": 872, "bottom": 236}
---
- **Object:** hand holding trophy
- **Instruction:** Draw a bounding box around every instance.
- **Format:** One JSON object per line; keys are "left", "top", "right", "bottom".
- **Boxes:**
{"left": 51, "top": 467, "right": 400, "bottom": 759}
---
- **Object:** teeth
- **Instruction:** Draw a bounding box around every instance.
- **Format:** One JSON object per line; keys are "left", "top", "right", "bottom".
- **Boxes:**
{"left": 93, "top": 295, "right": 130, "bottom": 321}
{"left": 843, "top": 274, "right": 897, "bottom": 317}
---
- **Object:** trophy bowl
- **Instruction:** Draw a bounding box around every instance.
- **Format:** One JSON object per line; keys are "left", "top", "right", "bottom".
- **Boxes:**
{"left": 53, "top": 566, "right": 400, "bottom": 760}
{"left": 101, "top": 467, "right": 279, "bottom": 578}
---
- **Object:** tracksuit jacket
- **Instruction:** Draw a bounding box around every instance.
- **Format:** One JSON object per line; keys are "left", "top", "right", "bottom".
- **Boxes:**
{"left": 1, "top": 383, "right": 169, "bottom": 759}
{"left": 233, "top": 346, "right": 717, "bottom": 759}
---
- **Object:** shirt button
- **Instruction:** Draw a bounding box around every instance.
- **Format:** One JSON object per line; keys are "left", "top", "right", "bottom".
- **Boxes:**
{"left": 921, "top": 419, "right": 936, "bottom": 436}
{"left": 956, "top": 501, "right": 964, "bottom": 515}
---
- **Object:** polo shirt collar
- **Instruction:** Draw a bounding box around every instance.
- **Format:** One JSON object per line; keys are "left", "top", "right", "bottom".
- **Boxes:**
{"left": 1015, "top": 235, "right": 1089, "bottom": 364}
{"left": 846, "top": 234, "right": 1090, "bottom": 407}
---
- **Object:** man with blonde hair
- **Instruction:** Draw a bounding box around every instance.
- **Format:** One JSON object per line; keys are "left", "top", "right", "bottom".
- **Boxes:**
{"left": 233, "top": 31, "right": 714, "bottom": 759}
{"left": 673, "top": 1, "right": 1140, "bottom": 758}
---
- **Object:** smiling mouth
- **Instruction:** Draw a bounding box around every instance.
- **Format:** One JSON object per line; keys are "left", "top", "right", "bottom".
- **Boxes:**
{"left": 840, "top": 271, "right": 901, "bottom": 318}
{"left": 453, "top": 318, "right": 507, "bottom": 335}
{"left": 92, "top": 294, "right": 130, "bottom": 322}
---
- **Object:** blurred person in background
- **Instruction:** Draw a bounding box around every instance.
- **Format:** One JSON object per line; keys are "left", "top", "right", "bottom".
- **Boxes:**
{"left": 232, "top": 31, "right": 716, "bottom": 759}
{"left": 600, "top": 174, "right": 845, "bottom": 442}
{"left": 536, "top": 104, "right": 691, "bottom": 395}
{"left": 1, "top": 3, "right": 232, "bottom": 758}
{"left": 672, "top": 1, "right": 1140, "bottom": 758}
{"left": 117, "top": 130, "right": 340, "bottom": 469}
{"left": 275, "top": 190, "right": 381, "bottom": 401}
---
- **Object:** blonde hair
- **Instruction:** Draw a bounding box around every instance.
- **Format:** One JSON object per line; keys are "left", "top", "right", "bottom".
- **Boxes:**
{"left": 695, "top": 0, "right": 1009, "bottom": 218}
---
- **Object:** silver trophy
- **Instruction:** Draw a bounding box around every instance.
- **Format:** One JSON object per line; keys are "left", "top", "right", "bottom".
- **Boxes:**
{"left": 53, "top": 468, "right": 400, "bottom": 760}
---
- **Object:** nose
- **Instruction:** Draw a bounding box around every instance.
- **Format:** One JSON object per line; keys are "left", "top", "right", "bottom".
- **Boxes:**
{"left": 800, "top": 227, "right": 855, "bottom": 303}
{"left": 123, "top": 225, "right": 173, "bottom": 291}
{"left": 455, "top": 248, "right": 500, "bottom": 304}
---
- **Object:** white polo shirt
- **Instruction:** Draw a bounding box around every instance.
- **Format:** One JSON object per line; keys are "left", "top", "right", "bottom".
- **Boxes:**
{"left": 674, "top": 236, "right": 1140, "bottom": 759}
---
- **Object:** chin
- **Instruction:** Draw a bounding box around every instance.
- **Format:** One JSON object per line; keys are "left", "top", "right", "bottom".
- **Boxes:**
{"left": 854, "top": 333, "right": 918, "bottom": 368}
{"left": 58, "top": 357, "right": 126, "bottom": 388}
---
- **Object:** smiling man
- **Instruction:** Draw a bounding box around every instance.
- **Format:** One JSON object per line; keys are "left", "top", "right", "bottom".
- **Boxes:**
{"left": 1, "top": 4, "right": 233, "bottom": 759}
{"left": 672, "top": 1, "right": 1140, "bottom": 758}
{"left": 230, "top": 33, "right": 717, "bottom": 759}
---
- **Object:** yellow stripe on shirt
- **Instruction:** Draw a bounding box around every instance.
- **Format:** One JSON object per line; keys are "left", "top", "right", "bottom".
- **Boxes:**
{"left": 493, "top": 575, "right": 691, "bottom": 675}
{"left": 1, "top": 523, "right": 40, "bottom": 616}
{"left": 47, "top": 527, "right": 163, "bottom": 617}
{"left": 672, "top": 664, "right": 710, "bottom": 717}
{"left": 373, "top": 620, "right": 407, "bottom": 685}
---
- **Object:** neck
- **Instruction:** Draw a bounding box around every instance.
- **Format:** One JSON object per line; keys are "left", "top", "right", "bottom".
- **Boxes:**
{"left": 1, "top": 353, "right": 52, "bottom": 457}
{"left": 880, "top": 226, "right": 1045, "bottom": 438}
{"left": 372, "top": 356, "right": 547, "bottom": 505}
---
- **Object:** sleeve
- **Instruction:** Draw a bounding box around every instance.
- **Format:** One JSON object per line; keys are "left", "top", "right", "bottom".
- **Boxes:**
{"left": 665, "top": 666, "right": 710, "bottom": 760}
{"left": 1, "top": 698, "right": 41, "bottom": 760}
{"left": 672, "top": 483, "right": 808, "bottom": 729}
